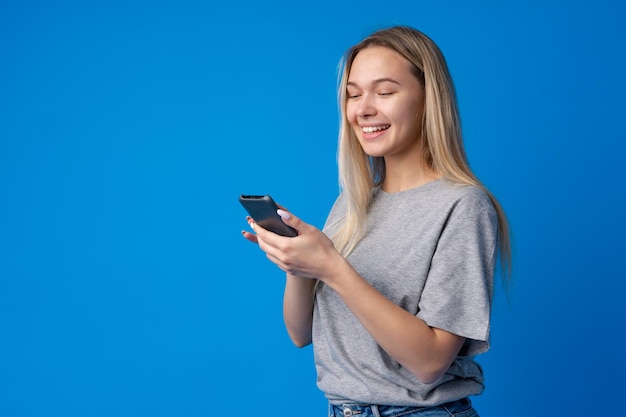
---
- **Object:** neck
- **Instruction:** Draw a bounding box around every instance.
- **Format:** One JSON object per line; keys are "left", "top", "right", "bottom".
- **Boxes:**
{"left": 381, "top": 152, "right": 440, "bottom": 193}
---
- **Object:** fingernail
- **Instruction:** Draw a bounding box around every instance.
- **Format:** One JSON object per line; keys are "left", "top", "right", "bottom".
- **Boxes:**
{"left": 277, "top": 209, "right": 291, "bottom": 220}
{"left": 248, "top": 221, "right": 255, "bottom": 230}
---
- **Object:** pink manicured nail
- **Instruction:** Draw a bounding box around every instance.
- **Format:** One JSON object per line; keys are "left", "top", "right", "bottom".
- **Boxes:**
{"left": 277, "top": 209, "right": 291, "bottom": 220}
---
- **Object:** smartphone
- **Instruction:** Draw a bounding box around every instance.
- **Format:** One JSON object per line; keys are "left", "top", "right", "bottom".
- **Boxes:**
{"left": 239, "top": 195, "right": 298, "bottom": 237}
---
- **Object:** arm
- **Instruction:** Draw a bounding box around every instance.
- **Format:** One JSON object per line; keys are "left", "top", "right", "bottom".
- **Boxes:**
{"left": 246, "top": 211, "right": 464, "bottom": 383}
{"left": 324, "top": 256, "right": 464, "bottom": 383}
{"left": 282, "top": 274, "right": 316, "bottom": 347}
{"left": 242, "top": 220, "right": 315, "bottom": 348}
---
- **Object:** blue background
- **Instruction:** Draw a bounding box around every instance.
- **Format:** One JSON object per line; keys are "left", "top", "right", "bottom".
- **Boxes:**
{"left": 1, "top": 1, "right": 624, "bottom": 416}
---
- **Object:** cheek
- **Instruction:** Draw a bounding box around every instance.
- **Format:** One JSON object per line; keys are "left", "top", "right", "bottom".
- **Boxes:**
{"left": 345, "top": 107, "right": 364, "bottom": 139}
{"left": 345, "top": 107, "right": 362, "bottom": 135}
{"left": 345, "top": 103, "right": 357, "bottom": 124}
{"left": 399, "top": 100, "right": 424, "bottom": 129}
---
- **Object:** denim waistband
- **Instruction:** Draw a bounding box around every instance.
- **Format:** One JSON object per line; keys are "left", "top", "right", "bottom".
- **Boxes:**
{"left": 329, "top": 397, "right": 474, "bottom": 417}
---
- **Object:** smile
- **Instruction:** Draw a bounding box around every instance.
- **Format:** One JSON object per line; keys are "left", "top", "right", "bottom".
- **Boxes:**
{"left": 362, "top": 125, "right": 390, "bottom": 134}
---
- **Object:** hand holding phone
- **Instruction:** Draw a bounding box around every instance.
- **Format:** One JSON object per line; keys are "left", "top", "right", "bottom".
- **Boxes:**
{"left": 239, "top": 195, "right": 298, "bottom": 237}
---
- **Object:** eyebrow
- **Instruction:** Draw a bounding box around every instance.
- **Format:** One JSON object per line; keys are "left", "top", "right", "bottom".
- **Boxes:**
{"left": 346, "top": 77, "right": 401, "bottom": 87}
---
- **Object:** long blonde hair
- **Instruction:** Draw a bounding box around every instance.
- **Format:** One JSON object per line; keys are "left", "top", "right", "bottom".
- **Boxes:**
{"left": 333, "top": 26, "right": 512, "bottom": 289}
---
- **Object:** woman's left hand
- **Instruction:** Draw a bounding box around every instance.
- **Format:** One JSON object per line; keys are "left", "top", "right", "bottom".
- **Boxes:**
{"left": 242, "top": 209, "right": 342, "bottom": 281}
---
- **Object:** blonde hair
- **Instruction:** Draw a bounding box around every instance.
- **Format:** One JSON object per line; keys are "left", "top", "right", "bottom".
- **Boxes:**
{"left": 333, "top": 26, "right": 512, "bottom": 289}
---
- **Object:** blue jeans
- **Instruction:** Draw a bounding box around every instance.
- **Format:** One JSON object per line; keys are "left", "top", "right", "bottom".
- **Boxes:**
{"left": 329, "top": 398, "right": 478, "bottom": 417}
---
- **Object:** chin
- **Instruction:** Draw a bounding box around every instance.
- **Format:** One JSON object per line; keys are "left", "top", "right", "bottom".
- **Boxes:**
{"left": 361, "top": 147, "right": 387, "bottom": 158}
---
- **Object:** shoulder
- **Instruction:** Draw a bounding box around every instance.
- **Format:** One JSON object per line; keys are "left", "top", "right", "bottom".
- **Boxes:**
{"left": 437, "top": 179, "right": 496, "bottom": 216}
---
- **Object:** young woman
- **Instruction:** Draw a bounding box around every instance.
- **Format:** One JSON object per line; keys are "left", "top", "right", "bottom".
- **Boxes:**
{"left": 242, "top": 25, "right": 511, "bottom": 417}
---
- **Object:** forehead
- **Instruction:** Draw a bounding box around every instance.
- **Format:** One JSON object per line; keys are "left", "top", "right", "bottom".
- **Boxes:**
{"left": 347, "top": 46, "right": 414, "bottom": 83}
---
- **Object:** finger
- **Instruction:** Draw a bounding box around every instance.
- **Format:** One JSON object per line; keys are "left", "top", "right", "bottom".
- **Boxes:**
{"left": 276, "top": 209, "right": 309, "bottom": 233}
{"left": 264, "top": 252, "right": 288, "bottom": 273}
{"left": 249, "top": 222, "right": 282, "bottom": 254}
{"left": 249, "top": 219, "right": 282, "bottom": 244}
{"left": 256, "top": 234, "right": 288, "bottom": 267}
{"left": 241, "top": 230, "right": 258, "bottom": 244}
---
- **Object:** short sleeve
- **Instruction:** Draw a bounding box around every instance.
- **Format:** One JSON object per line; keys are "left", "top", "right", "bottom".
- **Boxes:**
{"left": 416, "top": 190, "right": 498, "bottom": 356}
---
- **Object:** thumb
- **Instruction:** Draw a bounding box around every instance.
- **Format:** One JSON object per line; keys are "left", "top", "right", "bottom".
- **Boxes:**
{"left": 277, "top": 209, "right": 307, "bottom": 232}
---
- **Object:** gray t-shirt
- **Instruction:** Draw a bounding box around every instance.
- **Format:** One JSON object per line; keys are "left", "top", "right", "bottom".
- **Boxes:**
{"left": 314, "top": 178, "right": 498, "bottom": 406}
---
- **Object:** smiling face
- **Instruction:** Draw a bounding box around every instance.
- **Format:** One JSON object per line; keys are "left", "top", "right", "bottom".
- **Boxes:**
{"left": 345, "top": 46, "right": 425, "bottom": 162}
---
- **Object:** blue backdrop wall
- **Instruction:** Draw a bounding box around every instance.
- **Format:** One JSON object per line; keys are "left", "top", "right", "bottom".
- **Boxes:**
{"left": 1, "top": 1, "right": 624, "bottom": 416}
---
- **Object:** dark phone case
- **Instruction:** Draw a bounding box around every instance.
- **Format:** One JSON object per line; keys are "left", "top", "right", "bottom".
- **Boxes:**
{"left": 239, "top": 195, "right": 298, "bottom": 237}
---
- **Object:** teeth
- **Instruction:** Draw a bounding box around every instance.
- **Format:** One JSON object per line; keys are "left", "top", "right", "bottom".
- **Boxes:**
{"left": 362, "top": 125, "right": 389, "bottom": 133}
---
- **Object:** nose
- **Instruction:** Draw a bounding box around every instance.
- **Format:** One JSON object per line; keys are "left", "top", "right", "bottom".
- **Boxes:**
{"left": 355, "top": 94, "right": 376, "bottom": 118}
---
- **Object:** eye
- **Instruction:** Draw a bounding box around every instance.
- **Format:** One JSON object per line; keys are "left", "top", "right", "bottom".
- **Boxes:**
{"left": 347, "top": 92, "right": 361, "bottom": 99}
{"left": 378, "top": 91, "right": 394, "bottom": 97}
